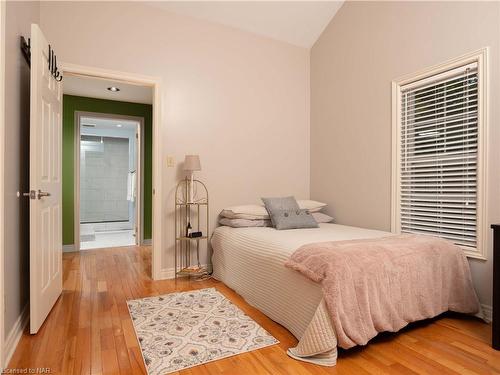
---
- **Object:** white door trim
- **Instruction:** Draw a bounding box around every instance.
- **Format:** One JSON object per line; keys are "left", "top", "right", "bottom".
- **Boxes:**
{"left": 61, "top": 62, "right": 163, "bottom": 280}
{"left": 0, "top": 0, "right": 6, "bottom": 367}
{"left": 75, "top": 111, "right": 145, "bottom": 250}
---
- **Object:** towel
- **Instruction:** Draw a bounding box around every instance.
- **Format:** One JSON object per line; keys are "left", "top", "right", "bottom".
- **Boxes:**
{"left": 127, "top": 171, "right": 136, "bottom": 202}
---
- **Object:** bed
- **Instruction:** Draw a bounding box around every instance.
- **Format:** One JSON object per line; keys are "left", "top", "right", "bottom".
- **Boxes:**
{"left": 211, "top": 222, "right": 480, "bottom": 366}
{"left": 211, "top": 223, "right": 391, "bottom": 365}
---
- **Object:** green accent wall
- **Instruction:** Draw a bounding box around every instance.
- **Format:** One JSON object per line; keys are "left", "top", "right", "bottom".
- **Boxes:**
{"left": 63, "top": 95, "right": 153, "bottom": 245}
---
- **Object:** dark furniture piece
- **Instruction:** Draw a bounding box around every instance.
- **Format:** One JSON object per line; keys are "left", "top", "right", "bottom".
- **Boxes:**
{"left": 491, "top": 224, "right": 500, "bottom": 349}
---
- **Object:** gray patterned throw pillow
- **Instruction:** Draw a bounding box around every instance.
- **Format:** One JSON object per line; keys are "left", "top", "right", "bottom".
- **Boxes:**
{"left": 261, "top": 196, "right": 299, "bottom": 211}
{"left": 269, "top": 208, "right": 319, "bottom": 230}
{"left": 261, "top": 196, "right": 300, "bottom": 226}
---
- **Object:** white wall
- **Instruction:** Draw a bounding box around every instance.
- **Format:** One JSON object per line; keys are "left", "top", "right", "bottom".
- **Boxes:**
{"left": 3, "top": 0, "right": 39, "bottom": 344}
{"left": 39, "top": 1, "right": 310, "bottom": 271}
{"left": 310, "top": 1, "right": 500, "bottom": 307}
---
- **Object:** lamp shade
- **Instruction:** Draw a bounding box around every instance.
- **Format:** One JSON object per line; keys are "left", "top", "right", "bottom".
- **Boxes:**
{"left": 183, "top": 155, "right": 201, "bottom": 171}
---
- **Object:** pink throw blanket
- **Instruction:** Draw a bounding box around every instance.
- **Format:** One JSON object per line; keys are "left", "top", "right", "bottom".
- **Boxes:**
{"left": 285, "top": 234, "right": 480, "bottom": 349}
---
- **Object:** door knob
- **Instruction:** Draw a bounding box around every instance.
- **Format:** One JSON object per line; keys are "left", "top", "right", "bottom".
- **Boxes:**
{"left": 37, "top": 190, "right": 51, "bottom": 199}
{"left": 19, "top": 190, "right": 36, "bottom": 199}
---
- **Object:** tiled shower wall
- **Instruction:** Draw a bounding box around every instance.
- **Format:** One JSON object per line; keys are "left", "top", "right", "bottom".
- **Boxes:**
{"left": 80, "top": 136, "right": 129, "bottom": 222}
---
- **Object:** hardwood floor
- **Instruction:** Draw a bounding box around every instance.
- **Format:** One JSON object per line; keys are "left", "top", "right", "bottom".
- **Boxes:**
{"left": 7, "top": 246, "right": 500, "bottom": 374}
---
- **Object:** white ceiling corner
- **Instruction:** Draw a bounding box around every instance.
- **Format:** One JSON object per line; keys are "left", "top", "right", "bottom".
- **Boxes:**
{"left": 149, "top": 1, "right": 344, "bottom": 48}
{"left": 63, "top": 74, "right": 153, "bottom": 105}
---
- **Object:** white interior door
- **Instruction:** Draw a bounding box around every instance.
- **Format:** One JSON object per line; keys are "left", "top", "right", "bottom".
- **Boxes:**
{"left": 29, "top": 24, "right": 63, "bottom": 334}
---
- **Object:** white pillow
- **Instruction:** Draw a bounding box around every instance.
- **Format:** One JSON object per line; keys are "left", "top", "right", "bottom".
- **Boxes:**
{"left": 220, "top": 205, "right": 269, "bottom": 220}
{"left": 220, "top": 200, "right": 328, "bottom": 220}
{"left": 312, "top": 212, "right": 334, "bottom": 223}
{"left": 219, "top": 217, "right": 272, "bottom": 228}
{"left": 297, "top": 200, "right": 327, "bottom": 213}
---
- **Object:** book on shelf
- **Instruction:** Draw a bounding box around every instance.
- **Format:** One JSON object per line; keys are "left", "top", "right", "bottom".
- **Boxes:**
{"left": 178, "top": 265, "right": 207, "bottom": 275}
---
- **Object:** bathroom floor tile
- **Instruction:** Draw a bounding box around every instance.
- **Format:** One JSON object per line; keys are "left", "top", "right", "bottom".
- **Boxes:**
{"left": 80, "top": 229, "right": 136, "bottom": 250}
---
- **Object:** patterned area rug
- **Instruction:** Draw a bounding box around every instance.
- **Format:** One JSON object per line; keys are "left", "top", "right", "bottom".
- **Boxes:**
{"left": 127, "top": 288, "right": 279, "bottom": 375}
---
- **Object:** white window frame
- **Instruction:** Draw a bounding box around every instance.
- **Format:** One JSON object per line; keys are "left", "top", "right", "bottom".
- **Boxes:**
{"left": 391, "top": 48, "right": 489, "bottom": 260}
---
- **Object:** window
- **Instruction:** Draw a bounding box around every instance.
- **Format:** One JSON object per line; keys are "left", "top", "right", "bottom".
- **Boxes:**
{"left": 392, "top": 49, "right": 488, "bottom": 259}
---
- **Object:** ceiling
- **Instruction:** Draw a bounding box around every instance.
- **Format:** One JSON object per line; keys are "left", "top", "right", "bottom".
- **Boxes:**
{"left": 81, "top": 116, "right": 139, "bottom": 132}
{"left": 63, "top": 74, "right": 153, "bottom": 104}
{"left": 149, "top": 1, "right": 344, "bottom": 48}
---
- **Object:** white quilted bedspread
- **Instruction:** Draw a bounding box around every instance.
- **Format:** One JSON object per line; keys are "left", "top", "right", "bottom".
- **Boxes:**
{"left": 211, "top": 223, "right": 389, "bottom": 366}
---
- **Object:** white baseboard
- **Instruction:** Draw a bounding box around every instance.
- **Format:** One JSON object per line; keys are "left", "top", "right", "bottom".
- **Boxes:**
{"left": 62, "top": 244, "right": 76, "bottom": 253}
{"left": 159, "top": 268, "right": 175, "bottom": 279}
{"left": 159, "top": 264, "right": 211, "bottom": 280}
{"left": 142, "top": 239, "right": 152, "bottom": 246}
{"left": 3, "top": 304, "right": 28, "bottom": 366}
{"left": 481, "top": 304, "right": 492, "bottom": 323}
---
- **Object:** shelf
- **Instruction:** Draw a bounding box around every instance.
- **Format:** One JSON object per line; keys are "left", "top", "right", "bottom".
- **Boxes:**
{"left": 175, "top": 179, "right": 209, "bottom": 279}
{"left": 176, "top": 236, "right": 208, "bottom": 241}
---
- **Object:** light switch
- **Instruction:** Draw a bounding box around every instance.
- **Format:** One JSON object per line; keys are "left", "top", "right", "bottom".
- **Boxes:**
{"left": 166, "top": 156, "right": 175, "bottom": 167}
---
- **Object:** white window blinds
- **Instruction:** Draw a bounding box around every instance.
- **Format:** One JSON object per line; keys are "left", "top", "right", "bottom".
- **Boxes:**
{"left": 399, "top": 62, "right": 478, "bottom": 249}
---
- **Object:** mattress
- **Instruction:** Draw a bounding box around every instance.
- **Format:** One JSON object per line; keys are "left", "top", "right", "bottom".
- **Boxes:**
{"left": 211, "top": 223, "right": 390, "bottom": 363}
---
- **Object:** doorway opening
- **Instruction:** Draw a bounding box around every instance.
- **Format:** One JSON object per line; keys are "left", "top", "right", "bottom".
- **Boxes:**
{"left": 59, "top": 67, "right": 161, "bottom": 279}
{"left": 78, "top": 114, "right": 143, "bottom": 250}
